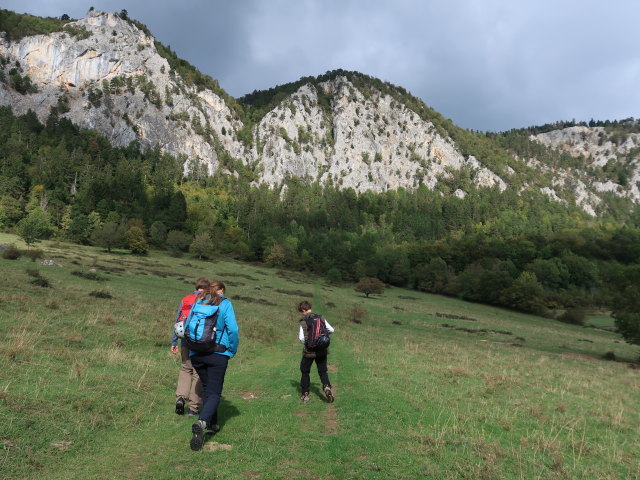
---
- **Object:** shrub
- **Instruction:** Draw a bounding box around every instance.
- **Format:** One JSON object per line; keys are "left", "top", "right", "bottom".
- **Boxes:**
{"left": 2, "top": 244, "right": 22, "bottom": 260}
{"left": 24, "top": 248, "right": 43, "bottom": 262}
{"left": 347, "top": 306, "right": 367, "bottom": 324}
{"left": 558, "top": 308, "right": 587, "bottom": 326}
{"left": 602, "top": 351, "right": 616, "bottom": 361}
{"left": 125, "top": 226, "right": 148, "bottom": 255}
{"left": 89, "top": 290, "right": 113, "bottom": 299}
{"left": 166, "top": 230, "right": 191, "bottom": 257}
{"left": 25, "top": 268, "right": 40, "bottom": 277}
{"left": 71, "top": 270, "right": 108, "bottom": 281}
{"left": 31, "top": 276, "right": 51, "bottom": 288}
{"left": 190, "top": 233, "right": 213, "bottom": 260}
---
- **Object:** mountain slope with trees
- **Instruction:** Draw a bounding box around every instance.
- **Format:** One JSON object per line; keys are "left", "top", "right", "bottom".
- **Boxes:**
{"left": 0, "top": 8, "right": 639, "bottom": 345}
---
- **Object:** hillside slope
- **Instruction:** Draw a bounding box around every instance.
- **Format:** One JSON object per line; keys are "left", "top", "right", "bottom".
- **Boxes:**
{"left": 1, "top": 232, "right": 639, "bottom": 479}
{"left": 1, "top": 9, "right": 639, "bottom": 217}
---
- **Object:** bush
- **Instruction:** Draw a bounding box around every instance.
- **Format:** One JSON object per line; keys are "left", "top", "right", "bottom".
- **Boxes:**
{"left": 558, "top": 308, "right": 587, "bottom": 326}
{"left": 89, "top": 290, "right": 113, "bottom": 299}
{"left": 125, "top": 226, "right": 148, "bottom": 255}
{"left": 166, "top": 230, "right": 191, "bottom": 257}
{"left": 31, "top": 276, "right": 51, "bottom": 288}
{"left": 25, "top": 268, "right": 40, "bottom": 277}
{"left": 347, "top": 306, "right": 367, "bottom": 324}
{"left": 24, "top": 248, "right": 43, "bottom": 262}
{"left": 71, "top": 270, "right": 108, "bottom": 281}
{"left": 2, "top": 244, "right": 22, "bottom": 260}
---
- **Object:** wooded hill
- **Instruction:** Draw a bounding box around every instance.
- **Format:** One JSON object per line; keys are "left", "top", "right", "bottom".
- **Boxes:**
{"left": 0, "top": 9, "right": 639, "bottom": 346}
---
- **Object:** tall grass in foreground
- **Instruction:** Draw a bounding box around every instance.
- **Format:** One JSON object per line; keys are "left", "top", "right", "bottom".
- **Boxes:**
{"left": 0, "top": 233, "right": 638, "bottom": 479}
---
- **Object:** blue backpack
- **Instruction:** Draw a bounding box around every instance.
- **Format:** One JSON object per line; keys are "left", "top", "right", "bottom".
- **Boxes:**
{"left": 183, "top": 301, "right": 228, "bottom": 354}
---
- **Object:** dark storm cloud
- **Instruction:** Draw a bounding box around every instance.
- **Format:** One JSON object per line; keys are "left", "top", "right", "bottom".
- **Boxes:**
{"left": 3, "top": 0, "right": 639, "bottom": 131}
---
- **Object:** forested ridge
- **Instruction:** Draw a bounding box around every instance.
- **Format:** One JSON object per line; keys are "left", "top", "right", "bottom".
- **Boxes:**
{"left": 1, "top": 8, "right": 639, "bottom": 346}
{"left": 1, "top": 105, "right": 639, "bottom": 347}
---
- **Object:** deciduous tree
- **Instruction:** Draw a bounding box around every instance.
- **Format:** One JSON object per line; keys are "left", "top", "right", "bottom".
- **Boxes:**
{"left": 355, "top": 277, "right": 385, "bottom": 298}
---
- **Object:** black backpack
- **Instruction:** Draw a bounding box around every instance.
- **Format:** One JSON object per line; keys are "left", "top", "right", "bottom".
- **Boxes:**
{"left": 305, "top": 314, "right": 330, "bottom": 350}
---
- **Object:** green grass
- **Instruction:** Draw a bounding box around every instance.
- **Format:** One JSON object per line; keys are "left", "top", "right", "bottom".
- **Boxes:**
{"left": 1, "top": 233, "right": 639, "bottom": 479}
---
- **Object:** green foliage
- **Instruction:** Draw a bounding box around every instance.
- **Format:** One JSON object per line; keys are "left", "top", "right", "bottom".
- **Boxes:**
{"left": 7, "top": 68, "right": 38, "bottom": 94}
{"left": 125, "top": 226, "right": 148, "bottom": 254}
{"left": 62, "top": 24, "right": 90, "bottom": 39}
{"left": 91, "top": 222, "right": 125, "bottom": 253}
{"left": 189, "top": 232, "right": 213, "bottom": 260}
{"left": 165, "top": 230, "right": 191, "bottom": 256}
{"left": 24, "top": 248, "right": 43, "bottom": 262}
{"left": 500, "top": 271, "right": 546, "bottom": 315}
{"left": 153, "top": 41, "right": 242, "bottom": 118}
{"left": 1, "top": 244, "right": 21, "bottom": 260}
{"left": 355, "top": 277, "right": 386, "bottom": 297}
{"left": 0, "top": 9, "right": 71, "bottom": 42}
{"left": 612, "top": 281, "right": 640, "bottom": 345}
{"left": 149, "top": 221, "right": 168, "bottom": 246}
{"left": 16, "top": 207, "right": 51, "bottom": 247}
{"left": 558, "top": 307, "right": 587, "bottom": 326}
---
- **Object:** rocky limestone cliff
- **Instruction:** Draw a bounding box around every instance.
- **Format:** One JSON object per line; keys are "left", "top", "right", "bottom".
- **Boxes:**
{"left": 0, "top": 10, "right": 245, "bottom": 173}
{"left": 1, "top": 10, "right": 638, "bottom": 217}
{"left": 0, "top": 10, "right": 509, "bottom": 196}
{"left": 253, "top": 78, "right": 506, "bottom": 193}
{"left": 531, "top": 126, "right": 640, "bottom": 206}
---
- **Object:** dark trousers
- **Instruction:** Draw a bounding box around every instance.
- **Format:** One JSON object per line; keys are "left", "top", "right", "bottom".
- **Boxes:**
{"left": 191, "top": 353, "right": 229, "bottom": 428}
{"left": 300, "top": 355, "right": 330, "bottom": 393}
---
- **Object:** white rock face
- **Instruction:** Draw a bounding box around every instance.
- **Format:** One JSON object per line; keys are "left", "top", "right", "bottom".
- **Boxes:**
{"left": 531, "top": 126, "right": 640, "bottom": 208}
{"left": 253, "top": 77, "right": 507, "bottom": 193}
{"left": 0, "top": 10, "right": 244, "bottom": 173}
{"left": 0, "top": 10, "right": 510, "bottom": 196}
{"left": 1, "top": 10, "right": 637, "bottom": 215}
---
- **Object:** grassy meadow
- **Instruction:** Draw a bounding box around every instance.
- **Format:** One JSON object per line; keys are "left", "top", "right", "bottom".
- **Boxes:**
{"left": 0, "top": 232, "right": 638, "bottom": 480}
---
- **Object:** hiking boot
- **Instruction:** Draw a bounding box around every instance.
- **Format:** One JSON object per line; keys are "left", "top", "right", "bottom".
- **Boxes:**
{"left": 300, "top": 392, "right": 310, "bottom": 403}
{"left": 208, "top": 424, "right": 220, "bottom": 434}
{"left": 190, "top": 419, "right": 207, "bottom": 451}
{"left": 188, "top": 409, "right": 198, "bottom": 417}
{"left": 323, "top": 385, "right": 334, "bottom": 403}
{"left": 175, "top": 397, "right": 185, "bottom": 415}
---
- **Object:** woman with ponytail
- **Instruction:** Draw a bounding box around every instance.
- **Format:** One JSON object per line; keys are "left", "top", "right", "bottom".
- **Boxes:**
{"left": 188, "top": 281, "right": 239, "bottom": 451}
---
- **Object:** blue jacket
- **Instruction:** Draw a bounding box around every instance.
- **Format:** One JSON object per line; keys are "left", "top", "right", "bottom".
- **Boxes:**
{"left": 188, "top": 296, "right": 239, "bottom": 358}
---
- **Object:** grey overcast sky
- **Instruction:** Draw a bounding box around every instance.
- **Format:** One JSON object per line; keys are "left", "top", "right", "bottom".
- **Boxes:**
{"left": 3, "top": 0, "right": 639, "bottom": 131}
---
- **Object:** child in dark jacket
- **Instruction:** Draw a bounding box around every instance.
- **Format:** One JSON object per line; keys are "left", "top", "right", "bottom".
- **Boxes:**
{"left": 297, "top": 301, "right": 335, "bottom": 403}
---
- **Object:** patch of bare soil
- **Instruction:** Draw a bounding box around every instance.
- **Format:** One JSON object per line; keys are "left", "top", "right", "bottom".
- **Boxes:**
{"left": 241, "top": 471, "right": 262, "bottom": 479}
{"left": 203, "top": 442, "right": 233, "bottom": 452}
{"left": 240, "top": 391, "right": 261, "bottom": 400}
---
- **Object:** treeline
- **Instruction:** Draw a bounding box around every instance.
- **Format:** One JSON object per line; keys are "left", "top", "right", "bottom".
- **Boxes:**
{"left": 0, "top": 107, "right": 186, "bottom": 251}
{"left": 1, "top": 107, "right": 640, "bottom": 340}
{"left": 0, "top": 9, "right": 71, "bottom": 42}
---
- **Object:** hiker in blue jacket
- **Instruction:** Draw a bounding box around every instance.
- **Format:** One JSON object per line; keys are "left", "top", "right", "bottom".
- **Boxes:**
{"left": 187, "top": 280, "right": 239, "bottom": 451}
{"left": 171, "top": 277, "right": 209, "bottom": 417}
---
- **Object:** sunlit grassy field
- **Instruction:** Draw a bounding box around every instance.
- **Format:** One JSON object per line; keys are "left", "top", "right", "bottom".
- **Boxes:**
{"left": 1, "top": 233, "right": 638, "bottom": 479}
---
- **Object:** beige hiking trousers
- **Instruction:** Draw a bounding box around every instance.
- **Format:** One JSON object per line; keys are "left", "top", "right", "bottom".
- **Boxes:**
{"left": 176, "top": 345, "right": 202, "bottom": 411}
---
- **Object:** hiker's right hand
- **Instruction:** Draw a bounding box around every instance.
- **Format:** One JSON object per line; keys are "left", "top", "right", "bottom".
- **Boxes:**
{"left": 170, "top": 345, "right": 178, "bottom": 355}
